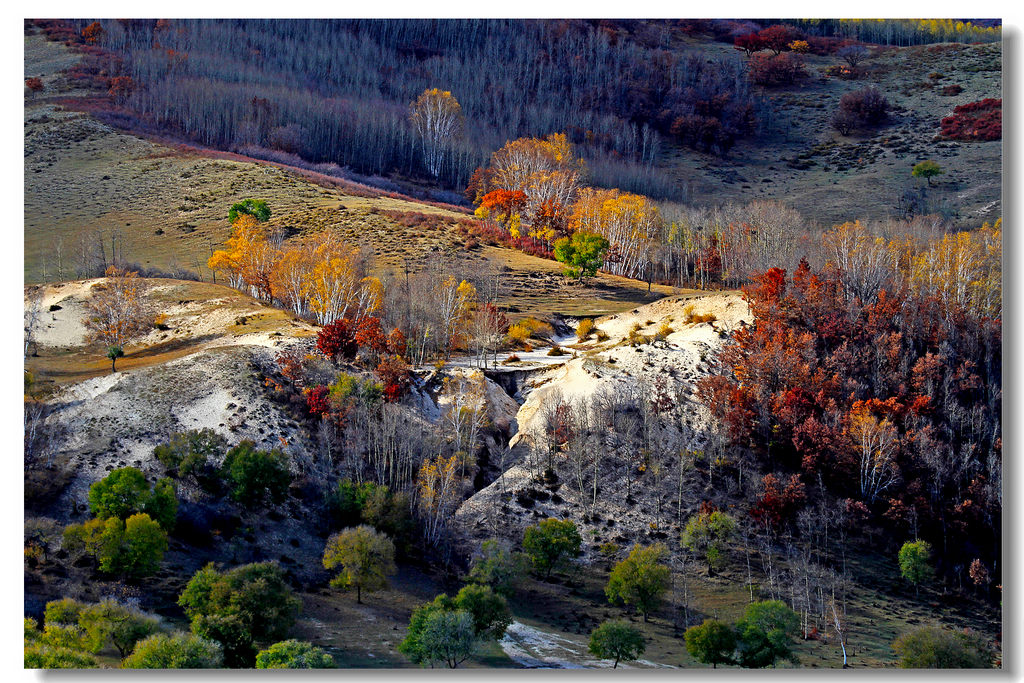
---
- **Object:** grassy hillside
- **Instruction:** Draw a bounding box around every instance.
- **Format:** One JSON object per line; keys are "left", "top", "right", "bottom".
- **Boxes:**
{"left": 659, "top": 36, "right": 1001, "bottom": 227}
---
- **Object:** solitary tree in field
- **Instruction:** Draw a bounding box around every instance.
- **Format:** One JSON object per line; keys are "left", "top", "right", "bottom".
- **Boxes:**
{"left": 322, "top": 525, "right": 396, "bottom": 604}
{"left": 410, "top": 88, "right": 464, "bottom": 178}
{"left": 898, "top": 540, "right": 934, "bottom": 596}
{"left": 83, "top": 266, "right": 153, "bottom": 373}
{"left": 588, "top": 620, "right": 646, "bottom": 668}
{"left": 605, "top": 543, "right": 671, "bottom": 622}
{"left": 912, "top": 160, "right": 945, "bottom": 186}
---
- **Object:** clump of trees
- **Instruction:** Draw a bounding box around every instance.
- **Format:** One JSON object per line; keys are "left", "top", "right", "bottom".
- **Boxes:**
{"left": 697, "top": 219, "right": 1001, "bottom": 588}
{"left": 178, "top": 562, "right": 301, "bottom": 667}
{"left": 684, "top": 601, "right": 800, "bottom": 668}
{"left": 399, "top": 584, "right": 512, "bottom": 668}
{"left": 62, "top": 467, "right": 176, "bottom": 578}
{"left": 221, "top": 441, "right": 292, "bottom": 506}
{"left": 255, "top": 640, "right": 335, "bottom": 669}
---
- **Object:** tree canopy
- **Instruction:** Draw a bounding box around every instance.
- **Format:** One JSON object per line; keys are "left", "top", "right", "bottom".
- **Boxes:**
{"left": 605, "top": 543, "right": 671, "bottom": 621}
{"left": 322, "top": 525, "right": 397, "bottom": 603}
{"left": 178, "top": 562, "right": 301, "bottom": 667}
{"left": 588, "top": 620, "right": 646, "bottom": 668}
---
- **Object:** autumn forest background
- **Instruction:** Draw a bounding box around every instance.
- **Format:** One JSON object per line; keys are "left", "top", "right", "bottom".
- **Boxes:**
{"left": 23, "top": 18, "right": 1001, "bottom": 671}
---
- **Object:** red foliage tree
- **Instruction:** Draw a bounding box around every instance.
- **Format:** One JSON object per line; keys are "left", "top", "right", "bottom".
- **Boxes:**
{"left": 757, "top": 25, "right": 803, "bottom": 55}
{"left": 305, "top": 385, "right": 331, "bottom": 417}
{"left": 376, "top": 355, "right": 412, "bottom": 402}
{"left": 734, "top": 32, "right": 766, "bottom": 57}
{"left": 386, "top": 327, "right": 408, "bottom": 357}
{"left": 317, "top": 318, "right": 359, "bottom": 361}
{"left": 354, "top": 316, "right": 389, "bottom": 355}
{"left": 108, "top": 76, "right": 136, "bottom": 103}
{"left": 25, "top": 77, "right": 44, "bottom": 94}
{"left": 748, "top": 53, "right": 807, "bottom": 86}
{"left": 82, "top": 21, "right": 104, "bottom": 45}
{"left": 749, "top": 473, "right": 806, "bottom": 531}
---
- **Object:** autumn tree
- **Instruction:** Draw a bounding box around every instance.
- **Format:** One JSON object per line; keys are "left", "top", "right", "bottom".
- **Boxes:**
{"left": 25, "top": 77, "right": 43, "bottom": 96}
{"left": 605, "top": 543, "right": 671, "bottom": 622}
{"left": 322, "top": 525, "right": 397, "bottom": 603}
{"left": 685, "top": 619, "right": 737, "bottom": 668}
{"left": 588, "top": 620, "right": 646, "bottom": 668}
{"left": 522, "top": 518, "right": 582, "bottom": 580}
{"left": 83, "top": 266, "right": 153, "bottom": 372}
{"left": 416, "top": 453, "right": 463, "bottom": 546}
{"left": 485, "top": 133, "right": 584, "bottom": 242}
{"left": 553, "top": 231, "right": 609, "bottom": 280}
{"left": 569, "top": 188, "right": 661, "bottom": 281}
{"left": 410, "top": 88, "right": 464, "bottom": 178}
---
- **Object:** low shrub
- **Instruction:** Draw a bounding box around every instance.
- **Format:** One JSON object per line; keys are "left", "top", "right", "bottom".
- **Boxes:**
{"left": 940, "top": 99, "right": 1001, "bottom": 141}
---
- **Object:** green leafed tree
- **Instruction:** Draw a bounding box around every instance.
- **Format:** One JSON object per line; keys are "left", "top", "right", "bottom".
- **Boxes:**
{"left": 24, "top": 618, "right": 98, "bottom": 670}
{"left": 553, "top": 231, "right": 610, "bottom": 280}
{"left": 898, "top": 540, "right": 934, "bottom": 596}
{"left": 685, "top": 619, "right": 737, "bottom": 669}
{"left": 682, "top": 509, "right": 736, "bottom": 576}
{"left": 178, "top": 562, "right": 300, "bottom": 668}
{"left": 154, "top": 429, "right": 227, "bottom": 489}
{"left": 413, "top": 609, "right": 478, "bottom": 669}
{"left": 522, "top": 518, "right": 583, "bottom": 580}
{"left": 255, "top": 640, "right": 335, "bottom": 669}
{"left": 78, "top": 598, "right": 159, "bottom": 658}
{"left": 467, "top": 538, "right": 530, "bottom": 598}
{"left": 605, "top": 543, "right": 671, "bottom": 622}
{"left": 87, "top": 466, "right": 178, "bottom": 530}
{"left": 734, "top": 600, "right": 800, "bottom": 668}
{"left": 221, "top": 441, "right": 291, "bottom": 506}
{"left": 911, "top": 160, "right": 944, "bottom": 186}
{"left": 228, "top": 198, "right": 271, "bottom": 223}
{"left": 122, "top": 632, "right": 224, "bottom": 669}
{"left": 892, "top": 626, "right": 992, "bottom": 668}
{"left": 322, "top": 525, "right": 397, "bottom": 604}
{"left": 62, "top": 513, "right": 168, "bottom": 578}
{"left": 588, "top": 620, "right": 646, "bottom": 668}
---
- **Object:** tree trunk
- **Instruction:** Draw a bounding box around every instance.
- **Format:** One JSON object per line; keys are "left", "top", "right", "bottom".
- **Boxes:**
{"left": 357, "top": 585, "right": 362, "bottom": 604}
